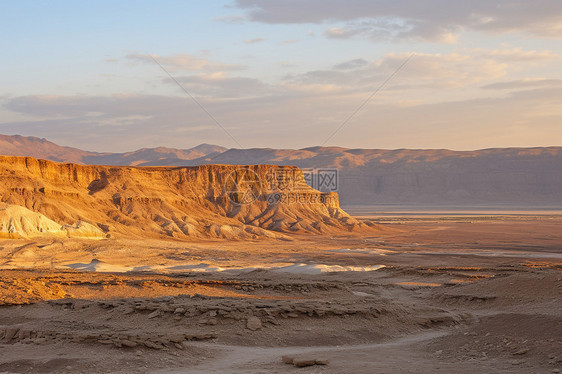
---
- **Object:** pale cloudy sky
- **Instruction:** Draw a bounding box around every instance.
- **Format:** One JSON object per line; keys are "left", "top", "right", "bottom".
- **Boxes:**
{"left": 1, "top": 1, "right": 561, "bottom": 152}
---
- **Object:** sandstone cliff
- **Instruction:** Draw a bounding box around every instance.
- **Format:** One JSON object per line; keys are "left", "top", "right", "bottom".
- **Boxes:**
{"left": 0, "top": 156, "right": 365, "bottom": 239}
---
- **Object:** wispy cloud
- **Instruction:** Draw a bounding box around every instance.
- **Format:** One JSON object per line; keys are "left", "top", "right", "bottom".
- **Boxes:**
{"left": 324, "top": 27, "right": 367, "bottom": 39}
{"left": 3, "top": 81, "right": 562, "bottom": 151}
{"left": 2, "top": 46, "right": 561, "bottom": 151}
{"left": 243, "top": 37, "right": 266, "bottom": 44}
{"left": 474, "top": 47, "right": 561, "bottom": 62}
{"left": 126, "top": 53, "right": 244, "bottom": 72}
{"left": 333, "top": 58, "right": 369, "bottom": 70}
{"left": 169, "top": 73, "right": 271, "bottom": 98}
{"left": 482, "top": 78, "right": 562, "bottom": 90}
{"left": 282, "top": 48, "right": 560, "bottom": 95}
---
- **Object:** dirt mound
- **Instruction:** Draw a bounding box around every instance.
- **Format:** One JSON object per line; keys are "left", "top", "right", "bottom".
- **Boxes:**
{"left": 0, "top": 204, "right": 105, "bottom": 239}
{"left": 0, "top": 156, "right": 374, "bottom": 239}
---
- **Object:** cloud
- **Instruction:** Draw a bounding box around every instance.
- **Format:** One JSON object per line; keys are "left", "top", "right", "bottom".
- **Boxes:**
{"left": 0, "top": 94, "right": 240, "bottom": 150}
{"left": 3, "top": 81, "right": 561, "bottom": 151}
{"left": 482, "top": 78, "right": 562, "bottom": 90}
{"left": 4, "top": 94, "right": 180, "bottom": 118}
{"left": 123, "top": 53, "right": 273, "bottom": 99}
{"left": 324, "top": 27, "right": 366, "bottom": 39}
{"left": 2, "top": 72, "right": 562, "bottom": 152}
{"left": 126, "top": 53, "right": 243, "bottom": 72}
{"left": 474, "top": 47, "right": 560, "bottom": 62}
{"left": 170, "top": 73, "right": 272, "bottom": 98}
{"left": 278, "top": 61, "right": 297, "bottom": 68}
{"left": 243, "top": 37, "right": 266, "bottom": 44}
{"left": 282, "top": 48, "right": 559, "bottom": 95}
{"left": 234, "top": 0, "right": 562, "bottom": 41}
{"left": 333, "top": 58, "right": 369, "bottom": 70}
{"left": 2, "top": 45, "right": 561, "bottom": 151}
{"left": 280, "top": 39, "right": 299, "bottom": 44}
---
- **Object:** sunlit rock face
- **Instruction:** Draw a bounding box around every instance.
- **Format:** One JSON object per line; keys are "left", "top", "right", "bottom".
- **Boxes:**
{"left": 0, "top": 156, "right": 367, "bottom": 239}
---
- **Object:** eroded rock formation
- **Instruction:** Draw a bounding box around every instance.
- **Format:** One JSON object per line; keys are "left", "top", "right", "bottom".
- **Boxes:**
{"left": 0, "top": 156, "right": 369, "bottom": 239}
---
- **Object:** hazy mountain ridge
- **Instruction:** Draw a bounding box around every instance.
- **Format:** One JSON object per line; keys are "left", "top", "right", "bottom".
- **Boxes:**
{"left": 0, "top": 135, "right": 226, "bottom": 167}
{"left": 186, "top": 146, "right": 562, "bottom": 206}
{"left": 0, "top": 134, "right": 99, "bottom": 164}
{"left": 2, "top": 134, "right": 561, "bottom": 206}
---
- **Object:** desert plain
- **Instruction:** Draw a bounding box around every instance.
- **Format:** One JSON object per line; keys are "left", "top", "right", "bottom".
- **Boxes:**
{"left": 3, "top": 0, "right": 562, "bottom": 371}
{"left": 1, "top": 212, "right": 560, "bottom": 374}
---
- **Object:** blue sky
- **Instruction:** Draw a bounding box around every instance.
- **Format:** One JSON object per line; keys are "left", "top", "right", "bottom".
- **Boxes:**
{"left": 1, "top": 0, "right": 562, "bottom": 151}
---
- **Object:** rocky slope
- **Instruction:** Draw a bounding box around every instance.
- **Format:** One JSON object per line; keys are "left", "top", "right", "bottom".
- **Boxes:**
{"left": 0, "top": 204, "right": 105, "bottom": 239}
{"left": 0, "top": 156, "right": 365, "bottom": 239}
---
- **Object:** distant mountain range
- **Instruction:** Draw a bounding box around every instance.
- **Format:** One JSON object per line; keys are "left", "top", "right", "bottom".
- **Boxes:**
{"left": 0, "top": 134, "right": 226, "bottom": 166}
{"left": 2, "top": 134, "right": 561, "bottom": 206}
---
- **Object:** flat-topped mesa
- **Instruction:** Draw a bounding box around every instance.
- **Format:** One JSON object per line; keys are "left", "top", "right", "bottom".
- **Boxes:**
{"left": 0, "top": 156, "right": 368, "bottom": 239}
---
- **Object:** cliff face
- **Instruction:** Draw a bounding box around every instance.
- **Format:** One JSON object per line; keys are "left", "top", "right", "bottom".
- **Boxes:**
{"left": 0, "top": 156, "right": 362, "bottom": 239}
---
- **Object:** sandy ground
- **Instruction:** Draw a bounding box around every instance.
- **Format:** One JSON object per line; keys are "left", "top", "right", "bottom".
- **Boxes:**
{"left": 0, "top": 215, "right": 561, "bottom": 373}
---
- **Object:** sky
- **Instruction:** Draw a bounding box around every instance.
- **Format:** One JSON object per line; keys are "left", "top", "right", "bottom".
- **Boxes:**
{"left": 1, "top": 0, "right": 561, "bottom": 152}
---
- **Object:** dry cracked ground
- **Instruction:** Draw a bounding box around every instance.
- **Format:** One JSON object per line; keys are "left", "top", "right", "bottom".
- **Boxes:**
{"left": 0, "top": 215, "right": 561, "bottom": 373}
